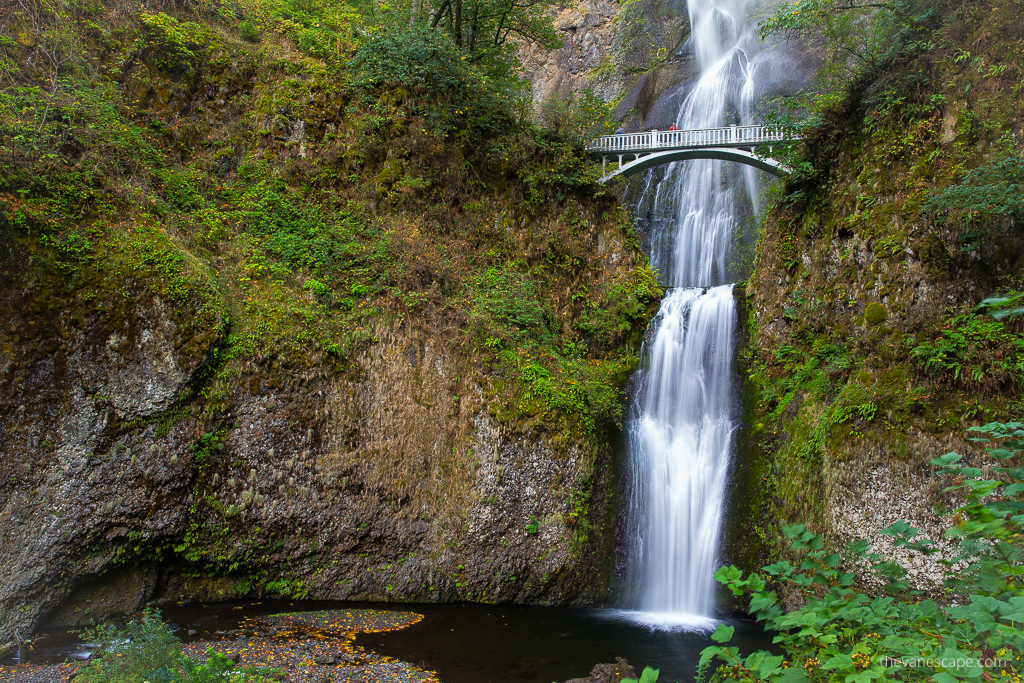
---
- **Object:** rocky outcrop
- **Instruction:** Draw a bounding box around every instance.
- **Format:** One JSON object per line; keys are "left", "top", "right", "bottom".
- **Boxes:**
{"left": 0, "top": 242, "right": 225, "bottom": 652}
{"left": 519, "top": 0, "right": 628, "bottom": 104}
{"left": 0, "top": 217, "right": 635, "bottom": 655}
{"left": 0, "top": 309, "right": 620, "bottom": 653}
{"left": 731, "top": 0, "right": 1024, "bottom": 587}
{"left": 566, "top": 657, "right": 638, "bottom": 683}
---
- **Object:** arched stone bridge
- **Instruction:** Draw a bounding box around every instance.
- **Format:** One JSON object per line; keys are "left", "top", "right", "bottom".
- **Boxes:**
{"left": 586, "top": 125, "right": 801, "bottom": 183}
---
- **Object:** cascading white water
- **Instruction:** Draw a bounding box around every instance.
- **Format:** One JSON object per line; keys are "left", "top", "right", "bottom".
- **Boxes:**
{"left": 622, "top": 0, "right": 761, "bottom": 628}
{"left": 625, "top": 286, "right": 736, "bottom": 625}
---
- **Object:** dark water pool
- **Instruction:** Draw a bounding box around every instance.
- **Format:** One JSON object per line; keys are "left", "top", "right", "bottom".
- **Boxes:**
{"left": 11, "top": 600, "right": 772, "bottom": 682}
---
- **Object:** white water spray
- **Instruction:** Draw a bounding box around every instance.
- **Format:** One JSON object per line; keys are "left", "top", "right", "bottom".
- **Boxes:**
{"left": 623, "top": 0, "right": 762, "bottom": 628}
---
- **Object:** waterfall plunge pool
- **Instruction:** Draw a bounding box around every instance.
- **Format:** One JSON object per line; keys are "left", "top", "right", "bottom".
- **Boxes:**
{"left": 11, "top": 600, "right": 774, "bottom": 682}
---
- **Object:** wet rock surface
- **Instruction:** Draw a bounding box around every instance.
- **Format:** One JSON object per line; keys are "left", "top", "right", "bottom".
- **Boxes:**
{"left": 565, "top": 656, "right": 638, "bottom": 683}
{"left": 0, "top": 279, "right": 622, "bottom": 652}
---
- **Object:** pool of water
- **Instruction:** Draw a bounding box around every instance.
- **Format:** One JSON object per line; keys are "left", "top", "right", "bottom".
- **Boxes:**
{"left": 10, "top": 600, "right": 773, "bottom": 682}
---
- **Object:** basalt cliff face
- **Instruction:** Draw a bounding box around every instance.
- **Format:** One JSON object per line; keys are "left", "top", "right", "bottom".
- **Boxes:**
{"left": 520, "top": 0, "right": 812, "bottom": 134}
{"left": 0, "top": 2, "right": 660, "bottom": 652}
{"left": 725, "top": 0, "right": 1024, "bottom": 592}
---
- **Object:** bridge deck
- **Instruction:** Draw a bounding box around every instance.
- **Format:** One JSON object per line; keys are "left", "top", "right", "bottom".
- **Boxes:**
{"left": 586, "top": 125, "right": 795, "bottom": 154}
{"left": 585, "top": 124, "right": 801, "bottom": 182}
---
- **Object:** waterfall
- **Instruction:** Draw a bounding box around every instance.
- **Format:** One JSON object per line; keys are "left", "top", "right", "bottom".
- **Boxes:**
{"left": 622, "top": 0, "right": 758, "bottom": 628}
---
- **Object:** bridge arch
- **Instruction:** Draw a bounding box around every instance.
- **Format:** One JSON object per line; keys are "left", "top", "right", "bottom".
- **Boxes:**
{"left": 598, "top": 148, "right": 791, "bottom": 182}
{"left": 585, "top": 125, "right": 800, "bottom": 183}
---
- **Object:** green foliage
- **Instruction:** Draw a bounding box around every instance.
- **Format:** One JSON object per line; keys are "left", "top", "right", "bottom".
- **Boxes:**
{"left": 497, "top": 346, "right": 636, "bottom": 435}
{"left": 141, "top": 13, "right": 220, "bottom": 77}
{"left": 911, "top": 309, "right": 1024, "bottom": 391}
{"left": 623, "top": 666, "right": 661, "bottom": 683}
{"left": 472, "top": 265, "right": 550, "bottom": 342}
{"left": 923, "top": 154, "right": 1024, "bottom": 223}
{"left": 701, "top": 421, "right": 1024, "bottom": 683}
{"left": 501, "top": 130, "right": 605, "bottom": 204}
{"left": 238, "top": 20, "right": 261, "bottom": 42}
{"left": 474, "top": 260, "right": 654, "bottom": 436}
{"left": 978, "top": 293, "right": 1024, "bottom": 322}
{"left": 349, "top": 29, "right": 520, "bottom": 138}
{"left": 266, "top": 577, "right": 310, "bottom": 598}
{"left": 229, "top": 0, "right": 361, "bottom": 62}
{"left": 233, "top": 167, "right": 387, "bottom": 280}
{"left": 575, "top": 266, "right": 662, "bottom": 350}
{"left": 76, "top": 609, "right": 279, "bottom": 683}
{"left": 538, "top": 89, "right": 616, "bottom": 140}
{"left": 828, "top": 380, "right": 880, "bottom": 426}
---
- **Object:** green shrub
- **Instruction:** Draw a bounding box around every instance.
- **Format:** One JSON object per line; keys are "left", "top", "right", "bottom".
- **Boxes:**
{"left": 75, "top": 609, "right": 280, "bottom": 683}
{"left": 140, "top": 13, "right": 219, "bottom": 76}
{"left": 471, "top": 266, "right": 550, "bottom": 342}
{"left": 700, "top": 421, "right": 1024, "bottom": 683}
{"left": 239, "top": 20, "right": 260, "bottom": 43}
{"left": 923, "top": 154, "right": 1024, "bottom": 222}
{"left": 348, "top": 28, "right": 515, "bottom": 137}
{"left": 303, "top": 279, "right": 330, "bottom": 296}
{"left": 538, "top": 89, "right": 615, "bottom": 140}
{"left": 624, "top": 668, "right": 660, "bottom": 683}
{"left": 910, "top": 310, "right": 1024, "bottom": 391}
{"left": 229, "top": 0, "right": 360, "bottom": 62}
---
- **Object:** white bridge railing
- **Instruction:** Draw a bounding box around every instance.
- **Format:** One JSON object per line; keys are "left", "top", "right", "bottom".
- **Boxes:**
{"left": 587, "top": 125, "right": 797, "bottom": 152}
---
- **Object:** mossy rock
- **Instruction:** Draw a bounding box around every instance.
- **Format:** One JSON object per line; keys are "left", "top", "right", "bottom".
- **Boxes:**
{"left": 864, "top": 303, "right": 887, "bottom": 326}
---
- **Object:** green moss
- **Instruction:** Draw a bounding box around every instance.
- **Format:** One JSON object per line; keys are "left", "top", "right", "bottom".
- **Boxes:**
{"left": 864, "top": 302, "right": 887, "bottom": 325}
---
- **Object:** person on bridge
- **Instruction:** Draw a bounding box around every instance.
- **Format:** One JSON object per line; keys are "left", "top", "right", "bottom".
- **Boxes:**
{"left": 669, "top": 124, "right": 677, "bottom": 131}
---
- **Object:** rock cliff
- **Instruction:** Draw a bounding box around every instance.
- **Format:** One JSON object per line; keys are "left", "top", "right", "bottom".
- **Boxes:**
{"left": 728, "top": 0, "right": 1024, "bottom": 589}
{"left": 0, "top": 5, "right": 659, "bottom": 653}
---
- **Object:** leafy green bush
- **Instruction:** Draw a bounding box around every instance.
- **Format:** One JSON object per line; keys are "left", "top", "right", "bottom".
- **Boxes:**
{"left": 625, "top": 667, "right": 661, "bottom": 683}
{"left": 141, "top": 13, "right": 220, "bottom": 77}
{"left": 977, "top": 293, "right": 1024, "bottom": 322}
{"left": 538, "top": 89, "right": 615, "bottom": 140}
{"left": 238, "top": 20, "right": 260, "bottom": 42}
{"left": 471, "top": 265, "right": 550, "bottom": 343}
{"left": 76, "top": 609, "right": 280, "bottom": 683}
{"left": 348, "top": 28, "right": 517, "bottom": 137}
{"left": 923, "top": 154, "right": 1024, "bottom": 222}
{"left": 911, "top": 310, "right": 1024, "bottom": 391}
{"left": 228, "top": 0, "right": 360, "bottom": 62}
{"left": 700, "top": 421, "right": 1024, "bottom": 683}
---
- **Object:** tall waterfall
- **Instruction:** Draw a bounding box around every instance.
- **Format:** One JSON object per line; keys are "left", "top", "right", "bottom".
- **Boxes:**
{"left": 623, "top": 0, "right": 759, "bottom": 627}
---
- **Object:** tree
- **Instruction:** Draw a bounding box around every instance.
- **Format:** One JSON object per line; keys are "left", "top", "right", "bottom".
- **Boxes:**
{"left": 756, "top": 0, "right": 918, "bottom": 104}
{"left": 426, "top": 0, "right": 559, "bottom": 59}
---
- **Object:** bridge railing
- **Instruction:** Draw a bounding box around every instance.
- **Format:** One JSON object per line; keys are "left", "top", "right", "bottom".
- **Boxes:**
{"left": 587, "top": 125, "right": 796, "bottom": 152}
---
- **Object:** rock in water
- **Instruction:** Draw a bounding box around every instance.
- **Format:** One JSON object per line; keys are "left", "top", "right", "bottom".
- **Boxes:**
{"left": 566, "top": 656, "right": 638, "bottom": 683}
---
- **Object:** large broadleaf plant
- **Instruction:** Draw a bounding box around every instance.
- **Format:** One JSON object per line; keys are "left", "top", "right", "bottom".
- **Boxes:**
{"left": 701, "top": 422, "right": 1024, "bottom": 682}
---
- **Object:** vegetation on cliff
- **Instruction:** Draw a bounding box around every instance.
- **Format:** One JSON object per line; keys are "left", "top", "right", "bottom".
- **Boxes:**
{"left": 0, "top": 0, "right": 651, "bottom": 439}
{"left": 731, "top": 0, "right": 1024, "bottom": 571}
{"left": 705, "top": 421, "right": 1024, "bottom": 682}
{"left": 0, "top": 0, "right": 656, "bottom": 630}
